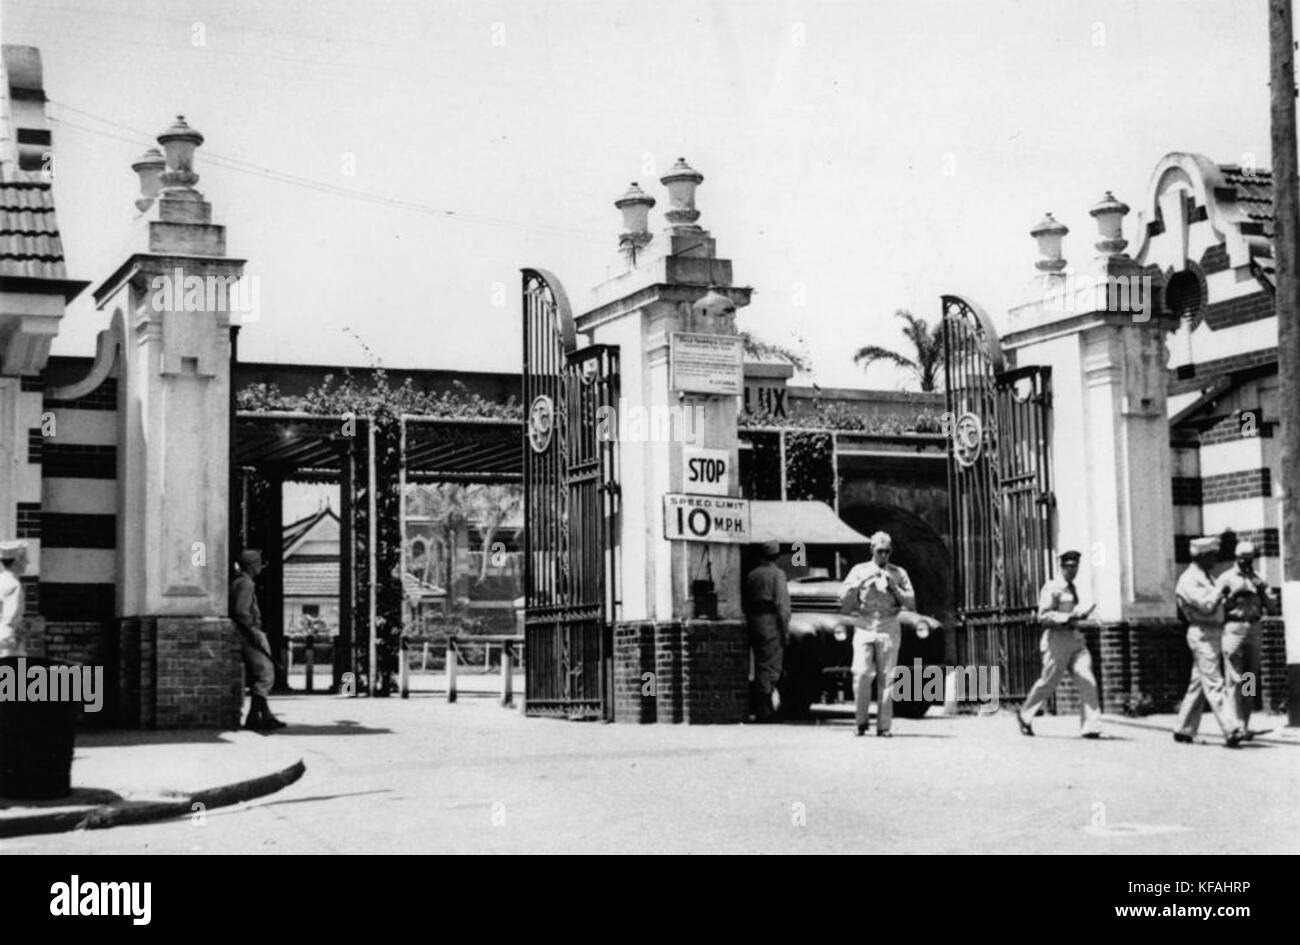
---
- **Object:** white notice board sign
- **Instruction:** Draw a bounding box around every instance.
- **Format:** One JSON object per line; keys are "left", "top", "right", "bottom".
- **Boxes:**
{"left": 670, "top": 332, "right": 744, "bottom": 395}
{"left": 663, "top": 494, "right": 751, "bottom": 543}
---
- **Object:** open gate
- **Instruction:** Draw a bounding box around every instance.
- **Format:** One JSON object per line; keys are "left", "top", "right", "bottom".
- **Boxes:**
{"left": 521, "top": 268, "right": 620, "bottom": 719}
{"left": 941, "top": 294, "right": 1055, "bottom": 703}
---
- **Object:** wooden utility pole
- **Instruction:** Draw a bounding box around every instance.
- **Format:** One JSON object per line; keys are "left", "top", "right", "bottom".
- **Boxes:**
{"left": 1270, "top": 0, "right": 1300, "bottom": 725}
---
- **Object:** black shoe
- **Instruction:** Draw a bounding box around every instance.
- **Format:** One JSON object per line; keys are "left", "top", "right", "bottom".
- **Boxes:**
{"left": 1016, "top": 713, "right": 1034, "bottom": 736}
{"left": 877, "top": 730, "right": 892, "bottom": 738}
{"left": 1224, "top": 729, "right": 1245, "bottom": 749}
{"left": 262, "top": 714, "right": 287, "bottom": 729}
{"left": 1242, "top": 729, "right": 1256, "bottom": 741}
{"left": 1173, "top": 733, "right": 1194, "bottom": 744}
{"left": 856, "top": 725, "right": 867, "bottom": 737}
{"left": 1081, "top": 732, "right": 1102, "bottom": 739}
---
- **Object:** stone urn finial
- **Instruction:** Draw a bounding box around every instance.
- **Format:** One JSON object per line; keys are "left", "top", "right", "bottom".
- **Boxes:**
{"left": 157, "top": 115, "right": 204, "bottom": 195}
{"left": 660, "top": 156, "right": 704, "bottom": 229}
{"left": 132, "top": 147, "right": 166, "bottom": 212}
{"left": 1089, "top": 191, "right": 1130, "bottom": 257}
{"left": 615, "top": 181, "right": 655, "bottom": 253}
{"left": 1031, "top": 212, "right": 1069, "bottom": 274}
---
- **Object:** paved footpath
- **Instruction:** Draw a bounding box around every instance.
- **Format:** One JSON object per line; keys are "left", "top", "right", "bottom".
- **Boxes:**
{"left": 6, "top": 694, "right": 1298, "bottom": 854}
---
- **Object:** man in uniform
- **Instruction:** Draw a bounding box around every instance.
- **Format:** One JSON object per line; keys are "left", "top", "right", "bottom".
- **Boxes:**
{"left": 0, "top": 540, "right": 28, "bottom": 657}
{"left": 841, "top": 531, "right": 915, "bottom": 737}
{"left": 743, "top": 540, "right": 790, "bottom": 723}
{"left": 231, "top": 550, "right": 286, "bottom": 730}
{"left": 1216, "top": 540, "right": 1268, "bottom": 738}
{"left": 1016, "top": 549, "right": 1102, "bottom": 738}
{"left": 1173, "top": 536, "right": 1244, "bottom": 747}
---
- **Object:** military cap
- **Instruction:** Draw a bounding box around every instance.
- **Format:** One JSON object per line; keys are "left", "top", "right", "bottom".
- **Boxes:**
{"left": 1235, "top": 540, "right": 1256, "bottom": 558}
{"left": 869, "top": 531, "right": 893, "bottom": 549}
{"left": 1190, "top": 536, "right": 1220, "bottom": 556}
{"left": 1058, "top": 549, "right": 1082, "bottom": 563}
{"left": 759, "top": 539, "right": 781, "bottom": 558}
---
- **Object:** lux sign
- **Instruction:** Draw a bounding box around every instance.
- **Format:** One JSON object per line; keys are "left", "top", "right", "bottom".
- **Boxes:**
{"left": 744, "top": 383, "right": 788, "bottom": 418}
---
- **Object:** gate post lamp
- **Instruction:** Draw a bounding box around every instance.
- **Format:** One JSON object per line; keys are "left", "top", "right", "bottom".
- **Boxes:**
{"left": 1089, "top": 191, "right": 1130, "bottom": 257}
{"left": 157, "top": 114, "right": 204, "bottom": 198}
{"left": 660, "top": 156, "right": 704, "bottom": 230}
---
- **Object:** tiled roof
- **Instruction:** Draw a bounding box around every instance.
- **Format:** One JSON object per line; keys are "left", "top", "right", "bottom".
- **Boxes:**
{"left": 1217, "top": 164, "right": 1274, "bottom": 239}
{"left": 0, "top": 176, "right": 66, "bottom": 278}
{"left": 284, "top": 560, "right": 339, "bottom": 598}
{"left": 282, "top": 506, "right": 338, "bottom": 555}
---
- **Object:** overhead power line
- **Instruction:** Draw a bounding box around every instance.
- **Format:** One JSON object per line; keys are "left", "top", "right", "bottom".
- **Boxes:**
{"left": 46, "top": 101, "right": 611, "bottom": 245}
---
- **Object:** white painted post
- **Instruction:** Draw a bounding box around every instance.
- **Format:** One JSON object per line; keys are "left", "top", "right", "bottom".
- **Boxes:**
{"left": 399, "top": 636, "right": 410, "bottom": 699}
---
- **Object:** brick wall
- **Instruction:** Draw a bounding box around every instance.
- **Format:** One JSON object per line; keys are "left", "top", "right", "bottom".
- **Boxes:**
{"left": 1171, "top": 477, "right": 1202, "bottom": 505}
{"left": 613, "top": 622, "right": 656, "bottom": 723}
{"left": 1043, "top": 620, "right": 1191, "bottom": 717}
{"left": 152, "top": 617, "right": 242, "bottom": 729}
{"left": 680, "top": 620, "right": 747, "bottom": 724}
{"left": 1259, "top": 618, "right": 1288, "bottom": 713}
{"left": 1201, "top": 468, "right": 1271, "bottom": 503}
{"left": 631, "top": 620, "right": 748, "bottom": 724}
{"left": 1168, "top": 349, "right": 1276, "bottom": 395}
{"left": 1202, "top": 291, "right": 1272, "bottom": 332}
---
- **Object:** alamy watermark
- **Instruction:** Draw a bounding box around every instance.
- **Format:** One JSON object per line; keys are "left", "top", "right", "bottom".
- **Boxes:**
{"left": 884, "top": 660, "right": 1000, "bottom": 708}
{"left": 596, "top": 398, "right": 706, "bottom": 445}
{"left": 0, "top": 658, "right": 104, "bottom": 712}
{"left": 150, "top": 268, "right": 260, "bottom": 321}
{"left": 1037, "top": 272, "right": 1154, "bottom": 321}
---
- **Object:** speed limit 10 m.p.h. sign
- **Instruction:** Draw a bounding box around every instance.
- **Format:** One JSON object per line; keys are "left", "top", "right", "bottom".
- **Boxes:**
{"left": 663, "top": 494, "right": 751, "bottom": 543}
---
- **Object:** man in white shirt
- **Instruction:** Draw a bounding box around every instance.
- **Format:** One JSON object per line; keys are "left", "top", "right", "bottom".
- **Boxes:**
{"left": 0, "top": 540, "right": 28, "bottom": 657}
{"left": 1174, "top": 536, "right": 1244, "bottom": 747}
{"left": 840, "top": 531, "right": 915, "bottom": 737}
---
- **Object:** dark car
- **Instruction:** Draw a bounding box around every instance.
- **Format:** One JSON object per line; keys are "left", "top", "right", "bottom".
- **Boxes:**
{"left": 779, "top": 575, "right": 947, "bottom": 719}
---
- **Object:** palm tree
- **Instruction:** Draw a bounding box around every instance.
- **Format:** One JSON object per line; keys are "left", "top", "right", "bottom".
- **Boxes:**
{"left": 853, "top": 309, "right": 944, "bottom": 392}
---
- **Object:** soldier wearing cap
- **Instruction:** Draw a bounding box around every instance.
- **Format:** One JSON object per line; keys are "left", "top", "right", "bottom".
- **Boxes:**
{"left": 1016, "top": 549, "right": 1103, "bottom": 738}
{"left": 0, "top": 540, "right": 28, "bottom": 657}
{"left": 841, "top": 531, "right": 915, "bottom": 737}
{"left": 231, "top": 549, "right": 286, "bottom": 730}
{"left": 1173, "top": 536, "right": 1244, "bottom": 747}
{"left": 1216, "top": 540, "right": 1269, "bottom": 737}
{"left": 743, "top": 539, "right": 790, "bottom": 722}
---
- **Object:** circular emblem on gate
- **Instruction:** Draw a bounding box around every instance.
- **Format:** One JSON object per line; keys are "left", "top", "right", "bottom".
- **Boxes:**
{"left": 954, "top": 412, "right": 984, "bottom": 467}
{"left": 528, "top": 395, "right": 555, "bottom": 453}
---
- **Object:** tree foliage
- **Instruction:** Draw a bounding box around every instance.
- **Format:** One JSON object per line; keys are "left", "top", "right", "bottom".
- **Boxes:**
{"left": 853, "top": 309, "right": 945, "bottom": 392}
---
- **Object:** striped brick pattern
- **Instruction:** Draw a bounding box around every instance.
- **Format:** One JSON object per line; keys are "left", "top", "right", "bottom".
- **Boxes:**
{"left": 39, "top": 380, "right": 120, "bottom": 630}
{"left": 1202, "top": 291, "right": 1272, "bottom": 331}
{"left": 1168, "top": 349, "right": 1276, "bottom": 395}
{"left": 1201, "top": 468, "right": 1271, "bottom": 503}
{"left": 41, "top": 443, "right": 116, "bottom": 479}
{"left": 1199, "top": 411, "right": 1274, "bottom": 445}
{"left": 1171, "top": 477, "right": 1202, "bottom": 506}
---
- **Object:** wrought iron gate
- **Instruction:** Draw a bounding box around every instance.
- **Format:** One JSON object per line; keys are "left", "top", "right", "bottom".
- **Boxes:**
{"left": 521, "top": 268, "right": 620, "bottom": 719}
{"left": 941, "top": 294, "right": 1054, "bottom": 703}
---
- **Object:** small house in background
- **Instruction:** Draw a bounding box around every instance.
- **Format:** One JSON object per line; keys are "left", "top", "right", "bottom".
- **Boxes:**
{"left": 282, "top": 503, "right": 340, "bottom": 637}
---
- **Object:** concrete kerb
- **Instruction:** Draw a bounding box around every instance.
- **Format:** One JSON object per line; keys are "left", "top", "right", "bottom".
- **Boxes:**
{"left": 0, "top": 758, "right": 306, "bottom": 839}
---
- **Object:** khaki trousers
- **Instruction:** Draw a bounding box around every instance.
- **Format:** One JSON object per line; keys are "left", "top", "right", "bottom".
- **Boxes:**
{"left": 1221, "top": 621, "right": 1262, "bottom": 731}
{"left": 241, "top": 628, "right": 276, "bottom": 699}
{"left": 1174, "top": 625, "right": 1241, "bottom": 737}
{"left": 853, "top": 619, "right": 900, "bottom": 733}
{"left": 1020, "top": 627, "right": 1101, "bottom": 734}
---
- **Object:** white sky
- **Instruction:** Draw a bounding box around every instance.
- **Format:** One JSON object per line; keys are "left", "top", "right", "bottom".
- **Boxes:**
{"left": 3, "top": 0, "right": 1278, "bottom": 390}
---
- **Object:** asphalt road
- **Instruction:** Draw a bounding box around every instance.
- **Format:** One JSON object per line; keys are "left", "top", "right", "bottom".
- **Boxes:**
{"left": 8, "top": 695, "right": 1298, "bottom": 854}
